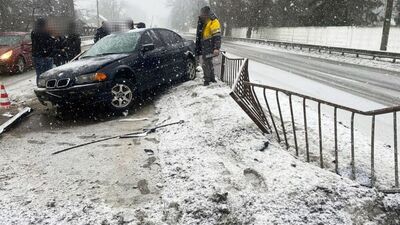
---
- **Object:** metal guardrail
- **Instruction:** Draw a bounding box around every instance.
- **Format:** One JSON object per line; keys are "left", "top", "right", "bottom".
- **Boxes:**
{"left": 228, "top": 59, "right": 270, "bottom": 134}
{"left": 224, "top": 36, "right": 400, "bottom": 63}
{"left": 229, "top": 57, "right": 400, "bottom": 192}
{"left": 219, "top": 53, "right": 246, "bottom": 87}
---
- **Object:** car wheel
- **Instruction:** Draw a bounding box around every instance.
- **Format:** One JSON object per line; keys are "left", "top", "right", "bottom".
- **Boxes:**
{"left": 110, "top": 79, "right": 136, "bottom": 111}
{"left": 15, "top": 57, "right": 25, "bottom": 74}
{"left": 185, "top": 58, "right": 196, "bottom": 80}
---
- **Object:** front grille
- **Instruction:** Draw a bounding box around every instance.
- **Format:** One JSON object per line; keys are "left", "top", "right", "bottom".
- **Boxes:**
{"left": 46, "top": 80, "right": 57, "bottom": 88}
{"left": 46, "top": 78, "right": 70, "bottom": 89}
{"left": 57, "top": 78, "right": 70, "bottom": 88}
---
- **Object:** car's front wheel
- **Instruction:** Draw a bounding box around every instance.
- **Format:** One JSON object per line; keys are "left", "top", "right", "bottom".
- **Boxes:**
{"left": 110, "top": 79, "right": 136, "bottom": 112}
{"left": 15, "top": 57, "right": 25, "bottom": 74}
{"left": 185, "top": 58, "right": 196, "bottom": 80}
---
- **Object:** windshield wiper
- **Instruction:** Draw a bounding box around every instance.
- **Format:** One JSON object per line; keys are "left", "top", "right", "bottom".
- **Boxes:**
{"left": 81, "top": 52, "right": 122, "bottom": 59}
{"left": 81, "top": 52, "right": 130, "bottom": 59}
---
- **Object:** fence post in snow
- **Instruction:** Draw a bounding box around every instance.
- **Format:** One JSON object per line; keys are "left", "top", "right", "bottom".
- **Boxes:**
{"left": 394, "top": 112, "right": 399, "bottom": 188}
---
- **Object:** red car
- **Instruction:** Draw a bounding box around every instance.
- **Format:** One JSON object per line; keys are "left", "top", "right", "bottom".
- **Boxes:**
{"left": 0, "top": 32, "right": 33, "bottom": 74}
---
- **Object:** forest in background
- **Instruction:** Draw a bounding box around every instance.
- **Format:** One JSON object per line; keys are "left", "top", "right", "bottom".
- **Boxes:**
{"left": 168, "top": 0, "right": 400, "bottom": 35}
{"left": 2, "top": 0, "right": 400, "bottom": 34}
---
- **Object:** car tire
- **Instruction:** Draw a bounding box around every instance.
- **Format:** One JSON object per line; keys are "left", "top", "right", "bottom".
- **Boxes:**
{"left": 15, "top": 57, "right": 25, "bottom": 74}
{"left": 185, "top": 58, "right": 196, "bottom": 81}
{"left": 109, "top": 78, "right": 136, "bottom": 112}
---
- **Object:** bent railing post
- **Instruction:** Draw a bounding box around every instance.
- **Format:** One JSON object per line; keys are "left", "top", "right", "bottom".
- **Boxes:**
{"left": 394, "top": 112, "right": 399, "bottom": 188}
{"left": 229, "top": 59, "right": 270, "bottom": 134}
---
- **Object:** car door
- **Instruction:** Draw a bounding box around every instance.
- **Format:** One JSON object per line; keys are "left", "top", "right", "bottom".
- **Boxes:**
{"left": 135, "top": 31, "right": 163, "bottom": 90}
{"left": 157, "top": 30, "right": 186, "bottom": 82}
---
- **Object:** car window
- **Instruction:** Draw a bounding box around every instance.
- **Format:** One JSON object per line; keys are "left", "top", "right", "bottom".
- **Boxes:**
{"left": 81, "top": 32, "right": 140, "bottom": 58}
{"left": 158, "top": 30, "right": 183, "bottom": 46}
{"left": 140, "top": 32, "right": 153, "bottom": 46}
{"left": 140, "top": 31, "right": 164, "bottom": 50}
{"left": 23, "top": 35, "right": 31, "bottom": 43}
{"left": 148, "top": 30, "right": 164, "bottom": 48}
{"left": 0, "top": 35, "right": 22, "bottom": 46}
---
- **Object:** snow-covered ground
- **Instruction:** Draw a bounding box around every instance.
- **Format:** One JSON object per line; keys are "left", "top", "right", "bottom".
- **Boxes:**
{"left": 243, "top": 58, "right": 399, "bottom": 189}
{"left": 1, "top": 72, "right": 399, "bottom": 224}
{"left": 149, "top": 79, "right": 400, "bottom": 224}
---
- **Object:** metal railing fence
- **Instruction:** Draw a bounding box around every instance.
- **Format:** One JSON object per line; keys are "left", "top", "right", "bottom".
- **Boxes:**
{"left": 229, "top": 58, "right": 400, "bottom": 192}
{"left": 225, "top": 36, "right": 400, "bottom": 63}
{"left": 219, "top": 53, "right": 246, "bottom": 87}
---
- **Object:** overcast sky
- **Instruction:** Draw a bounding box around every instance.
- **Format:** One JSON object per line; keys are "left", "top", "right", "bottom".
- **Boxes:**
{"left": 75, "top": 0, "right": 171, "bottom": 27}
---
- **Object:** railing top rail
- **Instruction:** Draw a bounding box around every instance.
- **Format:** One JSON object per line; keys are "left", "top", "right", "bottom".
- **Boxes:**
{"left": 246, "top": 81, "right": 400, "bottom": 116}
{"left": 221, "top": 52, "right": 246, "bottom": 61}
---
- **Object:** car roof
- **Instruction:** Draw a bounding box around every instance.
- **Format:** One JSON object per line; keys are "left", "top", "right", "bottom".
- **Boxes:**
{"left": 126, "top": 27, "right": 178, "bottom": 34}
{"left": 0, "top": 32, "right": 28, "bottom": 36}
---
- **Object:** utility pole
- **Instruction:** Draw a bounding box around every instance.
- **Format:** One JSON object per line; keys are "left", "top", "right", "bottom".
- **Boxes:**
{"left": 96, "top": 0, "right": 100, "bottom": 26}
{"left": 380, "top": 0, "right": 394, "bottom": 51}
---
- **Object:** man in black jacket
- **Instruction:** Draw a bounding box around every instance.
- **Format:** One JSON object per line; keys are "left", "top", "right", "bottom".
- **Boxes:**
{"left": 94, "top": 22, "right": 110, "bottom": 43}
{"left": 65, "top": 22, "right": 81, "bottom": 61}
{"left": 196, "top": 6, "right": 222, "bottom": 86}
{"left": 31, "top": 18, "right": 55, "bottom": 85}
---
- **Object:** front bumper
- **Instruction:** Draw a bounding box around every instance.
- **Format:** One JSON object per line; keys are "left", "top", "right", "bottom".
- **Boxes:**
{"left": 0, "top": 60, "right": 13, "bottom": 74}
{"left": 34, "top": 81, "right": 113, "bottom": 106}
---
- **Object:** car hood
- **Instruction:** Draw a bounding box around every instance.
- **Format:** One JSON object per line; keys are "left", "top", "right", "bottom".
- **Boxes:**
{"left": 40, "top": 54, "right": 130, "bottom": 79}
{"left": 0, "top": 46, "right": 12, "bottom": 56}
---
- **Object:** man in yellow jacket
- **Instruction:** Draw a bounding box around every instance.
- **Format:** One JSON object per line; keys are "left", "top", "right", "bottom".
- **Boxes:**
{"left": 196, "top": 6, "right": 222, "bottom": 86}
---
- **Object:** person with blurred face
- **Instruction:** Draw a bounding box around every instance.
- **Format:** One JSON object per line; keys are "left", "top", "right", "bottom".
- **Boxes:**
{"left": 94, "top": 21, "right": 110, "bottom": 43}
{"left": 196, "top": 6, "right": 222, "bottom": 86}
{"left": 31, "top": 18, "right": 56, "bottom": 85}
{"left": 136, "top": 22, "right": 146, "bottom": 29}
{"left": 65, "top": 22, "right": 81, "bottom": 61}
{"left": 127, "top": 19, "right": 135, "bottom": 30}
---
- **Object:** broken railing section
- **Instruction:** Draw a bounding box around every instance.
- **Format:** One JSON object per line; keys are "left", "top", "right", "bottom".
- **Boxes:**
{"left": 219, "top": 53, "right": 246, "bottom": 87}
{"left": 229, "top": 59, "right": 270, "bottom": 134}
{"left": 228, "top": 57, "right": 400, "bottom": 192}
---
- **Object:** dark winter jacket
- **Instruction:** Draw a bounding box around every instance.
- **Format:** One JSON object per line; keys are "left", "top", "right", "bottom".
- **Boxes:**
{"left": 94, "top": 27, "right": 110, "bottom": 43}
{"left": 31, "top": 30, "right": 55, "bottom": 58}
{"left": 53, "top": 36, "right": 68, "bottom": 66}
{"left": 65, "top": 34, "right": 81, "bottom": 61}
{"left": 195, "top": 11, "right": 222, "bottom": 57}
{"left": 195, "top": 18, "right": 205, "bottom": 56}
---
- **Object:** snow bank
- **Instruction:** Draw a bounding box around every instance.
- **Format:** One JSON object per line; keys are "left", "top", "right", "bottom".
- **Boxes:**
{"left": 1, "top": 73, "right": 399, "bottom": 224}
{"left": 148, "top": 78, "right": 400, "bottom": 224}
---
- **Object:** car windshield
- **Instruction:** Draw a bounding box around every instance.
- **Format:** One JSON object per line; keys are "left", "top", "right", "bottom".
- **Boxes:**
{"left": 81, "top": 32, "right": 140, "bottom": 58}
{"left": 0, "top": 35, "right": 22, "bottom": 46}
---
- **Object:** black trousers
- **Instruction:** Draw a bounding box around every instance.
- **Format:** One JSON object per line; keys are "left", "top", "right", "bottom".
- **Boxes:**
{"left": 202, "top": 54, "right": 215, "bottom": 83}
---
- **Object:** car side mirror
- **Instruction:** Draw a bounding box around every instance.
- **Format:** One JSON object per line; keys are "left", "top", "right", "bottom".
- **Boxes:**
{"left": 141, "top": 44, "right": 155, "bottom": 53}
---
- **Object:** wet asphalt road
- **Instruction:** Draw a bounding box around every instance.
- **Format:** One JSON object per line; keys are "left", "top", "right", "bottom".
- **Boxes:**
{"left": 222, "top": 41, "right": 400, "bottom": 106}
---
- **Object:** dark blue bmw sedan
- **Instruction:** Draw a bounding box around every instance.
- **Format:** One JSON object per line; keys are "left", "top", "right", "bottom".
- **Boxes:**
{"left": 35, "top": 28, "right": 196, "bottom": 111}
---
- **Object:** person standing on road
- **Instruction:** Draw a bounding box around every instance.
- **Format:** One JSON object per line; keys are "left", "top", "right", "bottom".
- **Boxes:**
{"left": 136, "top": 22, "right": 146, "bottom": 29}
{"left": 196, "top": 6, "right": 222, "bottom": 86}
{"left": 31, "top": 18, "right": 55, "bottom": 85}
{"left": 65, "top": 22, "right": 81, "bottom": 61}
{"left": 127, "top": 19, "right": 135, "bottom": 30}
{"left": 53, "top": 35, "right": 67, "bottom": 67}
{"left": 94, "top": 22, "right": 110, "bottom": 43}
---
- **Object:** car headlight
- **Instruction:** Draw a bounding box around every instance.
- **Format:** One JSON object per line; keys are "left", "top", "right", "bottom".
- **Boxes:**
{"left": 38, "top": 79, "right": 47, "bottom": 88}
{"left": 0, "top": 50, "right": 13, "bottom": 61}
{"left": 75, "top": 72, "right": 108, "bottom": 84}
